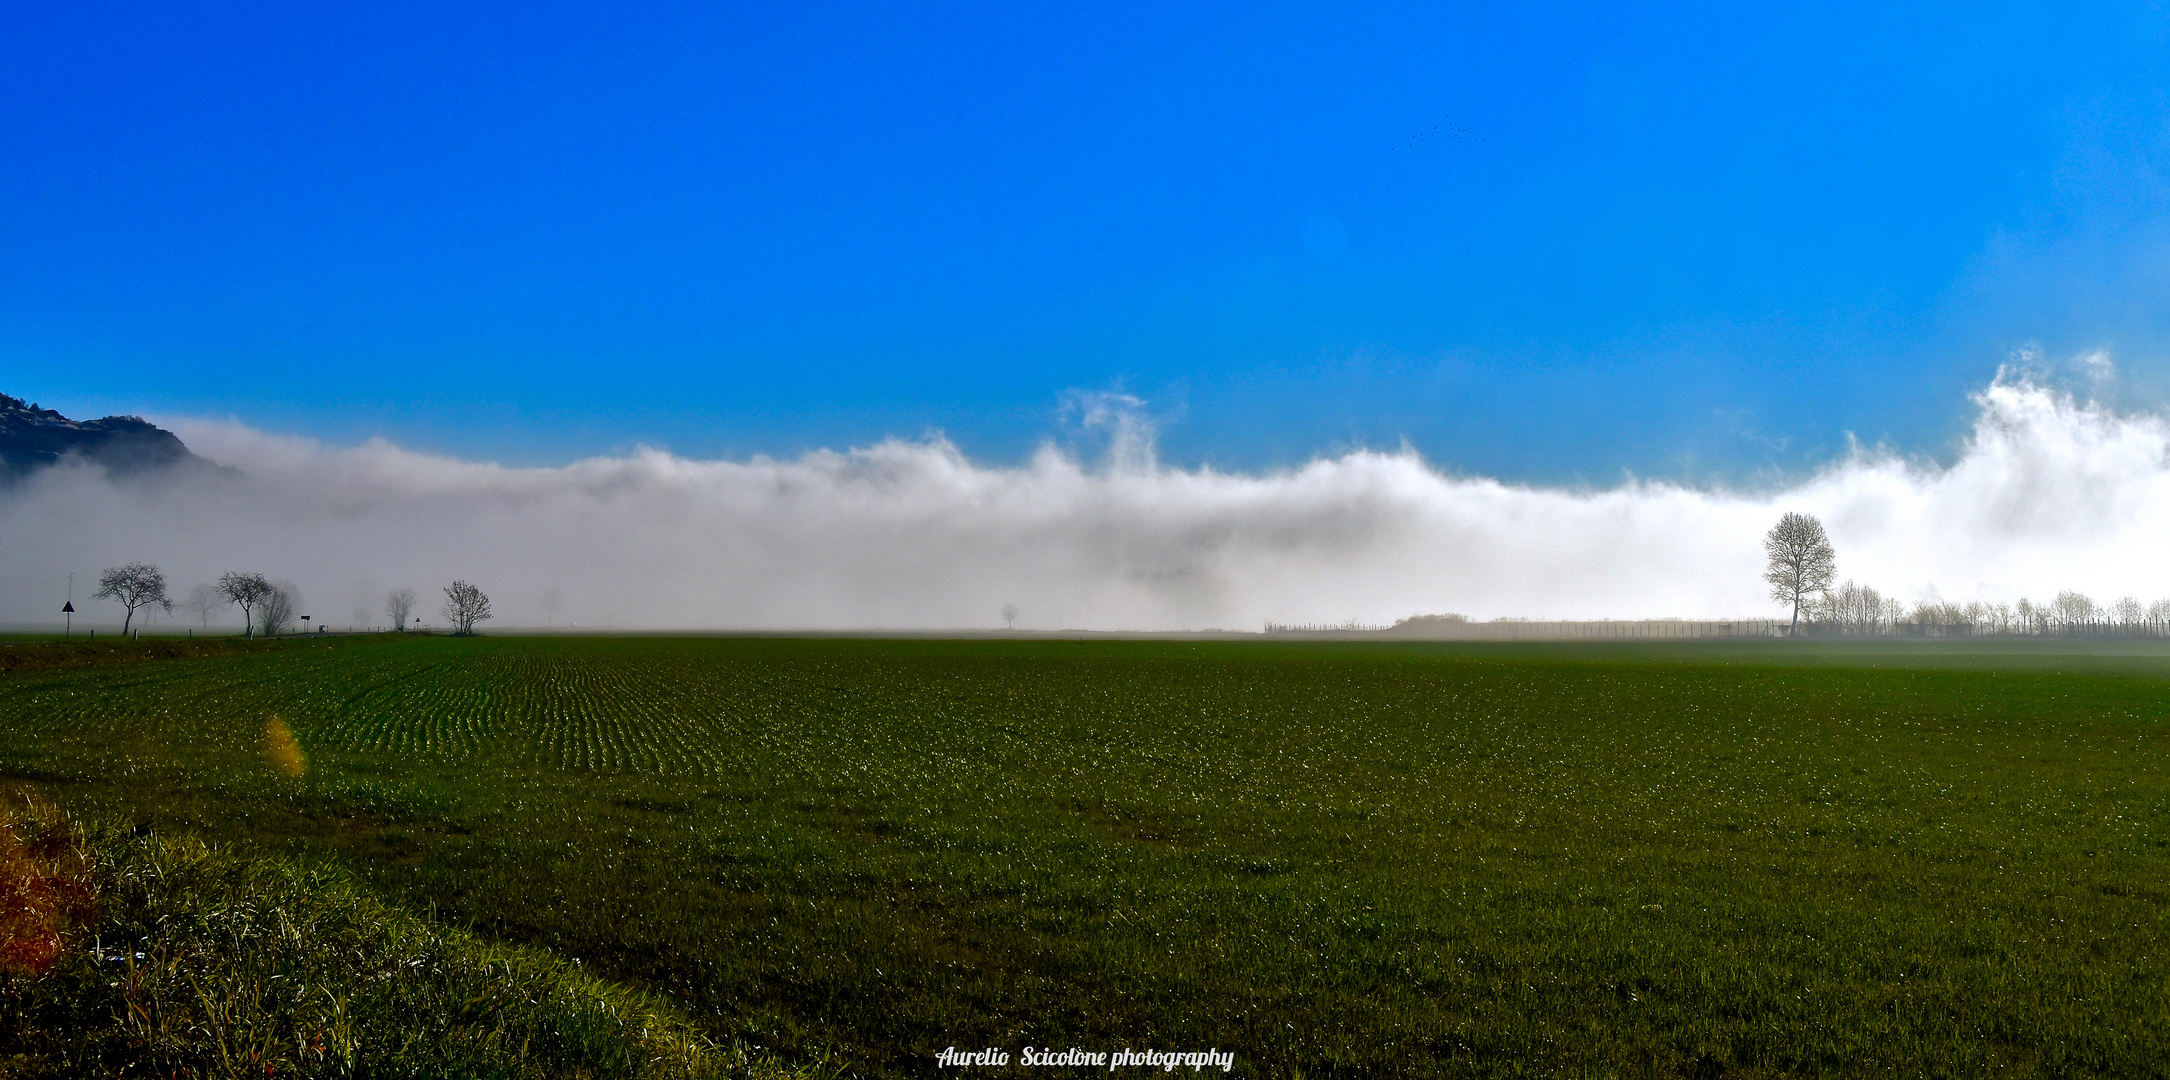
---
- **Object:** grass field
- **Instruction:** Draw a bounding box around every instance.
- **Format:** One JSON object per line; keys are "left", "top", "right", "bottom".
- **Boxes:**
{"left": 3, "top": 634, "right": 2170, "bottom": 1077}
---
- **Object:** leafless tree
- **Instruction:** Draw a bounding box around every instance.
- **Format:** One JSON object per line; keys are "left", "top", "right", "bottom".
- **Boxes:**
{"left": 2015, "top": 597, "right": 2043, "bottom": 635}
{"left": 1002, "top": 603, "right": 1017, "bottom": 631}
{"left": 1820, "top": 580, "right": 1888, "bottom": 635}
{"left": 441, "top": 581, "right": 492, "bottom": 636}
{"left": 1912, "top": 597, "right": 1966, "bottom": 631}
{"left": 1763, "top": 512, "right": 1836, "bottom": 635}
{"left": 183, "top": 582, "right": 223, "bottom": 629}
{"left": 2113, "top": 596, "right": 2145, "bottom": 628}
{"left": 2051, "top": 590, "right": 2098, "bottom": 632}
{"left": 94, "top": 563, "right": 172, "bottom": 635}
{"left": 218, "top": 571, "right": 274, "bottom": 638}
{"left": 2151, "top": 599, "right": 2170, "bottom": 623}
{"left": 1988, "top": 601, "right": 2018, "bottom": 634}
{"left": 259, "top": 583, "right": 301, "bottom": 636}
{"left": 385, "top": 588, "right": 418, "bottom": 631}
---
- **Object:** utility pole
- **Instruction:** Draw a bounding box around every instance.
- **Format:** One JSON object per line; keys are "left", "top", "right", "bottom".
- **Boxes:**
{"left": 62, "top": 572, "right": 75, "bottom": 640}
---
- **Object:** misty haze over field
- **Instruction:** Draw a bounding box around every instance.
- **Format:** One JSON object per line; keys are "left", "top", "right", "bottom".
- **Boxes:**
{"left": 4, "top": 371, "right": 2167, "bottom": 632}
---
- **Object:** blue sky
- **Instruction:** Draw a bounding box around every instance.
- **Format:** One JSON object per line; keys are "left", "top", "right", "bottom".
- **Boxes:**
{"left": 4, "top": 1, "right": 2169, "bottom": 481}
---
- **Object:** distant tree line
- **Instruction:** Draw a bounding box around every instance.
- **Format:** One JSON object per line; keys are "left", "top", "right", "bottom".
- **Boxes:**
{"left": 1764, "top": 513, "right": 2164, "bottom": 638}
{"left": 1801, "top": 583, "right": 2170, "bottom": 638}
{"left": 75, "top": 564, "right": 491, "bottom": 638}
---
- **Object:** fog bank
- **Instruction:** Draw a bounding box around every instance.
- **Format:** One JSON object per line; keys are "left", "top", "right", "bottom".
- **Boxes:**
{"left": 5, "top": 374, "right": 2166, "bottom": 631}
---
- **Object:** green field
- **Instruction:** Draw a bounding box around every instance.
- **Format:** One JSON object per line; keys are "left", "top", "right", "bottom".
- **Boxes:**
{"left": 4, "top": 634, "right": 2170, "bottom": 1077}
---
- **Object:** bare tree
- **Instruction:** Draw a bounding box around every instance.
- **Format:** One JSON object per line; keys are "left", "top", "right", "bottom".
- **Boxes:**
{"left": 2113, "top": 596, "right": 2145, "bottom": 628}
{"left": 442, "top": 581, "right": 492, "bottom": 636}
{"left": 385, "top": 588, "right": 418, "bottom": 632}
{"left": 183, "top": 582, "right": 223, "bottom": 629}
{"left": 259, "top": 583, "right": 301, "bottom": 636}
{"left": 1907, "top": 599, "right": 1937, "bottom": 627}
{"left": 1911, "top": 591, "right": 1965, "bottom": 632}
{"left": 1002, "top": 603, "right": 1018, "bottom": 631}
{"left": 94, "top": 563, "right": 172, "bottom": 635}
{"left": 2015, "top": 597, "right": 2043, "bottom": 635}
{"left": 2051, "top": 590, "right": 2098, "bottom": 633}
{"left": 218, "top": 571, "right": 274, "bottom": 638}
{"left": 1993, "top": 602, "right": 2017, "bottom": 634}
{"left": 1763, "top": 512, "right": 1836, "bottom": 635}
{"left": 1822, "top": 580, "right": 1888, "bottom": 635}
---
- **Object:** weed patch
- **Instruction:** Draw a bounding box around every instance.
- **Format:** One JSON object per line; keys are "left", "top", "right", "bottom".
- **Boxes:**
{"left": 0, "top": 800, "right": 823, "bottom": 1079}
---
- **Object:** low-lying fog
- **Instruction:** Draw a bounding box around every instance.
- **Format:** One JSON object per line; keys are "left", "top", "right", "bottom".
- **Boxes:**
{"left": 6, "top": 371, "right": 2167, "bottom": 632}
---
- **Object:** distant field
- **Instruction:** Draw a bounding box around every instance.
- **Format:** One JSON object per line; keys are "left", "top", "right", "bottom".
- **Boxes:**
{"left": 4, "top": 635, "right": 2169, "bottom": 1077}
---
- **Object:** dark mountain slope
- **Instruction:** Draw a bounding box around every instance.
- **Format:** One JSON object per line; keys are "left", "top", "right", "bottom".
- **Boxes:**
{"left": 0, "top": 394, "right": 196, "bottom": 478}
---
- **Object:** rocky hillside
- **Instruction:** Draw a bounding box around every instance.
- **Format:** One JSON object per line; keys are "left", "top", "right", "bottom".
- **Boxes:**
{"left": 0, "top": 394, "right": 195, "bottom": 478}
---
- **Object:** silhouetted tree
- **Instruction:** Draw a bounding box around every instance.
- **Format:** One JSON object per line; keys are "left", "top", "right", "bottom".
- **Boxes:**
{"left": 1911, "top": 592, "right": 1965, "bottom": 631}
{"left": 1821, "top": 580, "right": 1888, "bottom": 635}
{"left": 1763, "top": 512, "right": 1836, "bottom": 635}
{"left": 1002, "top": 603, "right": 1017, "bottom": 631}
{"left": 94, "top": 563, "right": 171, "bottom": 635}
{"left": 218, "top": 571, "right": 273, "bottom": 638}
{"left": 385, "top": 588, "right": 418, "bottom": 631}
{"left": 2013, "top": 598, "right": 2037, "bottom": 635}
{"left": 183, "top": 582, "right": 223, "bottom": 629}
{"left": 2051, "top": 590, "right": 2098, "bottom": 632}
{"left": 2113, "top": 596, "right": 2145, "bottom": 628}
{"left": 259, "top": 583, "right": 300, "bottom": 636}
{"left": 441, "top": 581, "right": 492, "bottom": 636}
{"left": 1880, "top": 596, "right": 1905, "bottom": 631}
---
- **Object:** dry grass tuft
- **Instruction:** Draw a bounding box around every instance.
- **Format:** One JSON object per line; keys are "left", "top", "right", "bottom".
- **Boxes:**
{"left": 0, "top": 802, "right": 827, "bottom": 1079}
{"left": 0, "top": 794, "right": 93, "bottom": 978}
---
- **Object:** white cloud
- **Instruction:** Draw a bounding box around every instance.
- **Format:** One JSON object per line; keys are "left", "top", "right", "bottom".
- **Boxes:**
{"left": 5, "top": 372, "right": 2168, "bottom": 631}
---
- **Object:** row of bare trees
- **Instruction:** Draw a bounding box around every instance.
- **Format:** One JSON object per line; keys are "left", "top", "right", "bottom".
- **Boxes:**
{"left": 82, "top": 564, "right": 490, "bottom": 637}
{"left": 89, "top": 566, "right": 299, "bottom": 638}
{"left": 380, "top": 583, "right": 490, "bottom": 634}
{"left": 1763, "top": 512, "right": 2169, "bottom": 637}
{"left": 1808, "top": 583, "right": 2170, "bottom": 637}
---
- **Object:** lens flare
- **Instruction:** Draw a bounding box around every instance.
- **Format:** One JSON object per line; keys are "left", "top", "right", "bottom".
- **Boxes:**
{"left": 264, "top": 715, "right": 306, "bottom": 780}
